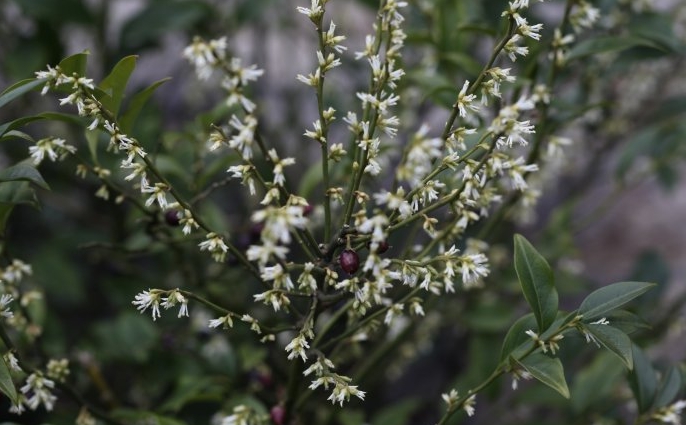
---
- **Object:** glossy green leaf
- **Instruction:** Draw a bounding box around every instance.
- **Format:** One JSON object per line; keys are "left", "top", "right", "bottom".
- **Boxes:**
{"left": 119, "top": 78, "right": 171, "bottom": 134}
{"left": 628, "top": 344, "right": 657, "bottom": 413}
{"left": 517, "top": 352, "right": 570, "bottom": 399}
{"left": 578, "top": 281, "right": 655, "bottom": 321}
{"left": 98, "top": 56, "right": 137, "bottom": 116}
{"left": 653, "top": 366, "right": 682, "bottom": 409}
{"left": 566, "top": 35, "right": 664, "bottom": 61}
{"left": 500, "top": 313, "right": 537, "bottom": 361}
{"left": 0, "top": 163, "right": 50, "bottom": 190}
{"left": 0, "top": 356, "right": 18, "bottom": 405}
{"left": 0, "top": 79, "right": 44, "bottom": 109}
{"left": 513, "top": 234, "right": 558, "bottom": 332}
{"left": 582, "top": 324, "right": 633, "bottom": 369}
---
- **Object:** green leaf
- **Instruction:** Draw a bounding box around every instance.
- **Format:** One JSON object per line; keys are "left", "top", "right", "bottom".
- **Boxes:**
{"left": 119, "top": 78, "right": 171, "bottom": 134}
{"left": 500, "top": 313, "right": 537, "bottom": 361}
{"left": 628, "top": 344, "right": 657, "bottom": 413}
{"left": 0, "top": 181, "right": 39, "bottom": 208}
{"left": 0, "top": 163, "right": 50, "bottom": 190}
{"left": 98, "top": 56, "right": 137, "bottom": 116}
{"left": 0, "top": 355, "right": 18, "bottom": 404}
{"left": 566, "top": 35, "right": 665, "bottom": 61}
{"left": 58, "top": 51, "right": 89, "bottom": 76}
{"left": 84, "top": 129, "right": 100, "bottom": 163}
{"left": 0, "top": 79, "right": 44, "bottom": 109}
{"left": 578, "top": 281, "right": 655, "bottom": 321}
{"left": 605, "top": 309, "right": 651, "bottom": 334}
{"left": 0, "top": 204, "right": 14, "bottom": 236}
{"left": 0, "top": 112, "right": 84, "bottom": 138}
{"left": 571, "top": 351, "right": 625, "bottom": 413}
{"left": 653, "top": 366, "right": 682, "bottom": 409}
{"left": 517, "top": 352, "right": 570, "bottom": 399}
{"left": 582, "top": 324, "right": 633, "bottom": 369}
{"left": 513, "top": 234, "right": 558, "bottom": 332}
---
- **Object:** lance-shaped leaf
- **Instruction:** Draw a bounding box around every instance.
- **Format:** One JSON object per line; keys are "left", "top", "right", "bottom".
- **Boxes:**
{"left": 0, "top": 79, "right": 45, "bottom": 109}
{"left": 513, "top": 234, "right": 558, "bottom": 332}
{"left": 653, "top": 366, "right": 682, "bottom": 409}
{"left": 517, "top": 352, "right": 570, "bottom": 399}
{"left": 99, "top": 55, "right": 137, "bottom": 116}
{"left": 0, "top": 163, "right": 50, "bottom": 190}
{"left": 0, "top": 355, "right": 18, "bottom": 405}
{"left": 582, "top": 324, "right": 633, "bottom": 369}
{"left": 119, "top": 78, "right": 171, "bottom": 134}
{"left": 628, "top": 344, "right": 657, "bottom": 413}
{"left": 578, "top": 281, "right": 655, "bottom": 321}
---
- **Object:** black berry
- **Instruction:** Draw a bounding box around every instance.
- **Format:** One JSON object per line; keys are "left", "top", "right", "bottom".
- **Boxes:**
{"left": 164, "top": 210, "right": 181, "bottom": 226}
{"left": 339, "top": 249, "right": 360, "bottom": 275}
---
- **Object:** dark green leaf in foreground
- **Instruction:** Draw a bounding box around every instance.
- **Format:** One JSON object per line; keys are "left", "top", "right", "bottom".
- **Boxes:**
{"left": 582, "top": 324, "right": 633, "bottom": 369}
{"left": 517, "top": 352, "right": 570, "bottom": 399}
{"left": 500, "top": 313, "right": 537, "bottom": 361}
{"left": 0, "top": 163, "right": 50, "bottom": 190}
{"left": 0, "top": 79, "right": 45, "bottom": 109}
{"left": 513, "top": 234, "right": 558, "bottom": 332}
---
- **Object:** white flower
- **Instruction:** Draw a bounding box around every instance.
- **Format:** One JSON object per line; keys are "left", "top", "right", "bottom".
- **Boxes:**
{"left": 183, "top": 36, "right": 227, "bottom": 80}
{"left": 209, "top": 315, "right": 234, "bottom": 329}
{"left": 652, "top": 399, "right": 686, "bottom": 425}
{"left": 297, "top": 0, "right": 323, "bottom": 20}
{"left": 29, "top": 138, "right": 76, "bottom": 165}
{"left": 285, "top": 334, "right": 310, "bottom": 362}
{"left": 463, "top": 394, "right": 476, "bottom": 416}
{"left": 141, "top": 181, "right": 169, "bottom": 210}
{"left": 20, "top": 373, "right": 57, "bottom": 411}
{"left": 456, "top": 80, "right": 479, "bottom": 117}
{"left": 0, "top": 294, "right": 14, "bottom": 318}
{"left": 132, "top": 289, "right": 162, "bottom": 320}
{"left": 198, "top": 233, "right": 230, "bottom": 262}
{"left": 161, "top": 290, "right": 189, "bottom": 318}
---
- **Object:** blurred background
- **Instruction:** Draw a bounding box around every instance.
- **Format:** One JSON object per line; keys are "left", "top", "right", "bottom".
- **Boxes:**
{"left": 1, "top": 0, "right": 685, "bottom": 424}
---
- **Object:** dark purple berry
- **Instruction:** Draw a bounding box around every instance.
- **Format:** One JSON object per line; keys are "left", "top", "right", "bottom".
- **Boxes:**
{"left": 249, "top": 223, "right": 264, "bottom": 244}
{"left": 164, "top": 210, "right": 181, "bottom": 226}
{"left": 270, "top": 405, "right": 286, "bottom": 425}
{"left": 367, "top": 240, "right": 390, "bottom": 254}
{"left": 303, "top": 204, "right": 314, "bottom": 216}
{"left": 339, "top": 249, "right": 360, "bottom": 275}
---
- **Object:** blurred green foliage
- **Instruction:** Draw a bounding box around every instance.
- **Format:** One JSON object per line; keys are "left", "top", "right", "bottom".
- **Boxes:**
{"left": 0, "top": 0, "right": 685, "bottom": 425}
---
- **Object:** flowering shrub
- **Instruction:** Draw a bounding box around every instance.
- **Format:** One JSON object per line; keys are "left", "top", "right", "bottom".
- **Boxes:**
{"left": 0, "top": 0, "right": 685, "bottom": 425}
